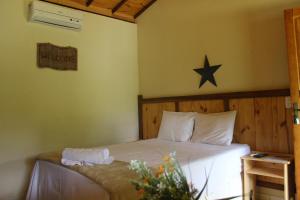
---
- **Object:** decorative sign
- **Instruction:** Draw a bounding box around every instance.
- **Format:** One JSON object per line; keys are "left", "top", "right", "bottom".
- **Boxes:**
{"left": 193, "top": 55, "right": 222, "bottom": 88}
{"left": 37, "top": 43, "right": 77, "bottom": 70}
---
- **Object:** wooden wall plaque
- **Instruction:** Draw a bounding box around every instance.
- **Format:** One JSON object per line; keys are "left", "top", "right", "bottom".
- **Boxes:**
{"left": 37, "top": 43, "right": 77, "bottom": 70}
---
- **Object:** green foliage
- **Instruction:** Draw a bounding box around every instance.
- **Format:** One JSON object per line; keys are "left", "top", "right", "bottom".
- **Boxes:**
{"left": 129, "top": 152, "right": 203, "bottom": 200}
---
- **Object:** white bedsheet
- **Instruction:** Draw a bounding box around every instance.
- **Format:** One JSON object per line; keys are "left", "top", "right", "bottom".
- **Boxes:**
{"left": 109, "top": 139, "right": 250, "bottom": 199}
{"left": 26, "top": 139, "right": 250, "bottom": 200}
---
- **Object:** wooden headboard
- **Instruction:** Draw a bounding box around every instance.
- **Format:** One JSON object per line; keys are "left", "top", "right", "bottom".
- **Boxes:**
{"left": 138, "top": 89, "right": 293, "bottom": 154}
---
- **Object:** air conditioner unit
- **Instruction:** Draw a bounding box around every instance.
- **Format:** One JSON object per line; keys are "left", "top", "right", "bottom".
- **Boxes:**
{"left": 29, "top": 0, "right": 83, "bottom": 30}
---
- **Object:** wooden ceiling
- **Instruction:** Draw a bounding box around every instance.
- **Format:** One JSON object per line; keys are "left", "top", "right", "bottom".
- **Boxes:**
{"left": 42, "top": 0, "right": 156, "bottom": 23}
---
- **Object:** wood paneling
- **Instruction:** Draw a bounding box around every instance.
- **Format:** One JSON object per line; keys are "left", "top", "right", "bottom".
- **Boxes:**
{"left": 178, "top": 100, "right": 224, "bottom": 113}
{"left": 286, "top": 107, "right": 294, "bottom": 154}
{"left": 116, "top": 0, "right": 152, "bottom": 16}
{"left": 142, "top": 102, "right": 175, "bottom": 139}
{"left": 42, "top": 0, "right": 156, "bottom": 23}
{"left": 139, "top": 89, "right": 292, "bottom": 154}
{"left": 93, "top": 0, "right": 120, "bottom": 9}
{"left": 229, "top": 97, "right": 292, "bottom": 153}
{"left": 254, "top": 97, "right": 275, "bottom": 152}
{"left": 273, "top": 97, "right": 293, "bottom": 154}
{"left": 229, "top": 98, "right": 256, "bottom": 149}
{"left": 255, "top": 97, "right": 292, "bottom": 153}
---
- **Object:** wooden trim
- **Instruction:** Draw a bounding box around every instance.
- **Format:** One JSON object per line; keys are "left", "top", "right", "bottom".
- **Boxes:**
{"left": 138, "top": 95, "right": 144, "bottom": 140}
{"left": 284, "top": 9, "right": 299, "bottom": 102}
{"left": 85, "top": 0, "right": 94, "bottom": 7}
{"left": 134, "top": 0, "right": 157, "bottom": 18}
{"left": 139, "top": 89, "right": 290, "bottom": 104}
{"left": 284, "top": 8, "right": 300, "bottom": 198}
{"left": 244, "top": 159, "right": 256, "bottom": 199}
{"left": 112, "top": 0, "right": 127, "bottom": 13}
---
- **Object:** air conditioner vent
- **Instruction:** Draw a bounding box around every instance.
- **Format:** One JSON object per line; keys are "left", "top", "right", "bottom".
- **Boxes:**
{"left": 29, "top": 1, "right": 83, "bottom": 30}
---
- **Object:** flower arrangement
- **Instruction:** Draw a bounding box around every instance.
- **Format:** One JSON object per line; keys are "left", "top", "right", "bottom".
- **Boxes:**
{"left": 129, "top": 152, "right": 204, "bottom": 200}
{"left": 129, "top": 152, "right": 245, "bottom": 200}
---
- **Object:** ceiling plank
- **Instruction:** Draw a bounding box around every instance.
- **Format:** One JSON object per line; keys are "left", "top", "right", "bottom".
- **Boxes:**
{"left": 134, "top": 0, "right": 156, "bottom": 18}
{"left": 40, "top": 0, "right": 156, "bottom": 23}
{"left": 42, "top": 0, "right": 135, "bottom": 22}
{"left": 112, "top": 0, "right": 128, "bottom": 13}
{"left": 86, "top": 0, "right": 94, "bottom": 7}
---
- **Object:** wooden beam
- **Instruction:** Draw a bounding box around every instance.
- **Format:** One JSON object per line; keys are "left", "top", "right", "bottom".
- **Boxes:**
{"left": 85, "top": 0, "right": 94, "bottom": 7}
{"left": 139, "top": 89, "right": 290, "bottom": 104}
{"left": 134, "top": 0, "right": 156, "bottom": 18}
{"left": 112, "top": 0, "right": 127, "bottom": 13}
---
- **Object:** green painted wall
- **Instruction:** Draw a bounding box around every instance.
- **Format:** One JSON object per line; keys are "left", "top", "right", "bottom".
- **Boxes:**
{"left": 138, "top": 0, "right": 300, "bottom": 97}
{"left": 0, "top": 0, "right": 139, "bottom": 199}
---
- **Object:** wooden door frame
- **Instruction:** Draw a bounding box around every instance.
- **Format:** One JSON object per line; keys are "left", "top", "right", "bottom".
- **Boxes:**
{"left": 285, "top": 8, "right": 300, "bottom": 198}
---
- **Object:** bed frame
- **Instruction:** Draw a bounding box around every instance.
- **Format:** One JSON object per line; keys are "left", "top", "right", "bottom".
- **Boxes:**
{"left": 138, "top": 89, "right": 293, "bottom": 189}
{"left": 138, "top": 89, "right": 293, "bottom": 154}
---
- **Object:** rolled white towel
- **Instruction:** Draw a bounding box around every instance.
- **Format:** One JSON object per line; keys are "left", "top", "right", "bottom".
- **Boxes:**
{"left": 61, "top": 148, "right": 114, "bottom": 166}
{"left": 61, "top": 159, "right": 85, "bottom": 166}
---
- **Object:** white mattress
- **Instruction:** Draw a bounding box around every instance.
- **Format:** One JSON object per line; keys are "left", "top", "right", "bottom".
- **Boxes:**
{"left": 27, "top": 139, "right": 250, "bottom": 200}
{"left": 110, "top": 139, "right": 250, "bottom": 199}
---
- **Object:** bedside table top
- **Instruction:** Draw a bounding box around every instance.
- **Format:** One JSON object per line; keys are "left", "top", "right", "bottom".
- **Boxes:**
{"left": 241, "top": 152, "right": 294, "bottom": 164}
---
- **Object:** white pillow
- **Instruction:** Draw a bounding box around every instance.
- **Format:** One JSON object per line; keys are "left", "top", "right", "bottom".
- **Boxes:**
{"left": 191, "top": 111, "right": 237, "bottom": 146}
{"left": 158, "top": 111, "right": 196, "bottom": 142}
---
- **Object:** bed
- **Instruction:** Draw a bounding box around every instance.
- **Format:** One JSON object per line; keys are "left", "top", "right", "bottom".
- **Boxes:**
{"left": 27, "top": 139, "right": 250, "bottom": 200}
{"left": 26, "top": 89, "right": 293, "bottom": 200}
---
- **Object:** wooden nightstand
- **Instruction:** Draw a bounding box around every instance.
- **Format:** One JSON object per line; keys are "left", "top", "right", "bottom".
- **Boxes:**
{"left": 241, "top": 152, "right": 294, "bottom": 200}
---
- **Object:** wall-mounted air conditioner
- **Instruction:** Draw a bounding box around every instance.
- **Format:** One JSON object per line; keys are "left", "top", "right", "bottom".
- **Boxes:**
{"left": 29, "top": 0, "right": 83, "bottom": 30}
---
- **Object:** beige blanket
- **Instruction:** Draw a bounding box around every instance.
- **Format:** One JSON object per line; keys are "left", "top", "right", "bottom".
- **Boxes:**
{"left": 38, "top": 152, "right": 139, "bottom": 200}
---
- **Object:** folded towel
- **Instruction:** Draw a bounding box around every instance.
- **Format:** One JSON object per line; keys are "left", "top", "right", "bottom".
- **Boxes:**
{"left": 61, "top": 148, "right": 114, "bottom": 166}
{"left": 61, "top": 159, "right": 86, "bottom": 166}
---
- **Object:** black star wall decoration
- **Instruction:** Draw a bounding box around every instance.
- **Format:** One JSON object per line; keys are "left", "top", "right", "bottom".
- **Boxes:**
{"left": 194, "top": 55, "right": 222, "bottom": 88}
